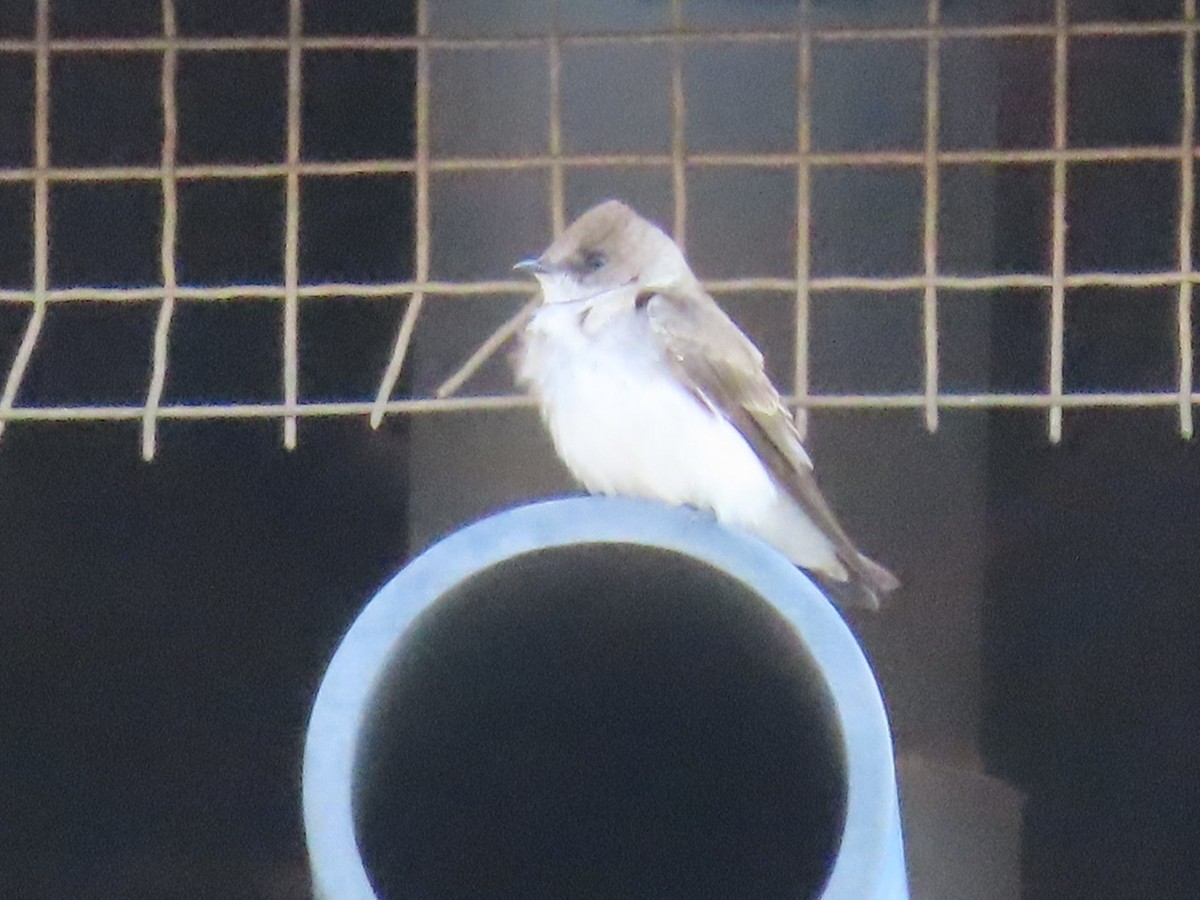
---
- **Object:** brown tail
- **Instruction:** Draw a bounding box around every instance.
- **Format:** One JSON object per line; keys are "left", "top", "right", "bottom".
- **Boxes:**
{"left": 819, "top": 553, "right": 900, "bottom": 611}
{"left": 851, "top": 552, "right": 901, "bottom": 596}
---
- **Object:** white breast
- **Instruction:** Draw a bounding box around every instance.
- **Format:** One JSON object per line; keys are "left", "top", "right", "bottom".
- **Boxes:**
{"left": 520, "top": 302, "right": 774, "bottom": 519}
{"left": 518, "top": 300, "right": 843, "bottom": 577}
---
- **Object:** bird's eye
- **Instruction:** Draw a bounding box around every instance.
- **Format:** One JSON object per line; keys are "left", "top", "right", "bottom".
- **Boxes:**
{"left": 580, "top": 250, "right": 606, "bottom": 272}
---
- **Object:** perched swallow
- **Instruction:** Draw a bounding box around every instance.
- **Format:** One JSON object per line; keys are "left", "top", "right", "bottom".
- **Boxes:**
{"left": 515, "top": 200, "right": 899, "bottom": 608}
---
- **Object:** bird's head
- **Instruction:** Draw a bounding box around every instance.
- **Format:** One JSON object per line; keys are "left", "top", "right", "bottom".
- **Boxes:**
{"left": 514, "top": 200, "right": 696, "bottom": 305}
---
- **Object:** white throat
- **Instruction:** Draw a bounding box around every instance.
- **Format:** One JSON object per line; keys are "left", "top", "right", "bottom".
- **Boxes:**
{"left": 534, "top": 272, "right": 634, "bottom": 307}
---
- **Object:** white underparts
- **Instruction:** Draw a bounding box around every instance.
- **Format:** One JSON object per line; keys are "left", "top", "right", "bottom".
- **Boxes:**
{"left": 520, "top": 299, "right": 846, "bottom": 580}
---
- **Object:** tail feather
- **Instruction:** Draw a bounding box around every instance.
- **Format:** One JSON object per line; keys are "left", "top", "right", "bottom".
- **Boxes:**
{"left": 848, "top": 552, "right": 901, "bottom": 598}
{"left": 811, "top": 553, "right": 900, "bottom": 612}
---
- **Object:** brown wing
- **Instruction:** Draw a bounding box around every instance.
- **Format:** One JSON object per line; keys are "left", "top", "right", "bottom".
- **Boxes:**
{"left": 644, "top": 285, "right": 899, "bottom": 601}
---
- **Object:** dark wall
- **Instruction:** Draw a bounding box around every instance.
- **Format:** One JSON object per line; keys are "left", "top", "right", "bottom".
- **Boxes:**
{"left": 984, "top": 15, "right": 1200, "bottom": 898}
{"left": 0, "top": 2, "right": 417, "bottom": 896}
{"left": 0, "top": 420, "right": 409, "bottom": 898}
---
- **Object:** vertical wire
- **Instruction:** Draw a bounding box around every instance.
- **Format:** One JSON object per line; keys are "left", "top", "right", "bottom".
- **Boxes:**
{"left": 669, "top": 0, "right": 687, "bottom": 247}
{"left": 794, "top": 0, "right": 813, "bottom": 440}
{"left": 1048, "top": 0, "right": 1069, "bottom": 443}
{"left": 141, "top": 0, "right": 178, "bottom": 461}
{"left": 433, "top": 6, "right": 559, "bottom": 401}
{"left": 0, "top": 0, "right": 50, "bottom": 441}
{"left": 1178, "top": 0, "right": 1196, "bottom": 438}
{"left": 371, "top": 0, "right": 430, "bottom": 428}
{"left": 282, "top": 0, "right": 302, "bottom": 448}
{"left": 922, "top": 0, "right": 941, "bottom": 433}
{"left": 549, "top": 0, "right": 565, "bottom": 237}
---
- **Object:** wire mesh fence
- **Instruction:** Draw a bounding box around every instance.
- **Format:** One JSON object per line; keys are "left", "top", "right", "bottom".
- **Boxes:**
{"left": 0, "top": 0, "right": 1195, "bottom": 458}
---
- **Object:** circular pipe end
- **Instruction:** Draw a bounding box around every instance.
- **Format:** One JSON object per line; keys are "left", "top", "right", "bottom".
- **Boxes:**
{"left": 303, "top": 498, "right": 906, "bottom": 900}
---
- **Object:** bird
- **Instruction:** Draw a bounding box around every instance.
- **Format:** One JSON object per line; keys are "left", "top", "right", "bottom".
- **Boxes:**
{"left": 513, "top": 200, "right": 899, "bottom": 609}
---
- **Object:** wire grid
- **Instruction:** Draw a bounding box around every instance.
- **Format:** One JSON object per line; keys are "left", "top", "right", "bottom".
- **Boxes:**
{"left": 0, "top": 0, "right": 1196, "bottom": 458}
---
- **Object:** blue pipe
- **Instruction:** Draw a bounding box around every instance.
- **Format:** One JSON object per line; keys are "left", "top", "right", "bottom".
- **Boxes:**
{"left": 303, "top": 497, "right": 907, "bottom": 899}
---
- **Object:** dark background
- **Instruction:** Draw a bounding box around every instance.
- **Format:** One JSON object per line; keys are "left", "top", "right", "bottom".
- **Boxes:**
{"left": 1, "top": 1, "right": 1199, "bottom": 898}
{"left": 985, "top": 2, "right": 1200, "bottom": 895}
{"left": 0, "top": 2, "right": 416, "bottom": 897}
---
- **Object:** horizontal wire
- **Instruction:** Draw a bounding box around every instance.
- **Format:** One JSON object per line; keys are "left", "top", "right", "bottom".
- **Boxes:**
{"left": 1, "top": 391, "right": 1195, "bottom": 424}
{"left": 0, "top": 145, "right": 1191, "bottom": 185}
{"left": 0, "top": 19, "right": 1197, "bottom": 56}
{"left": 0, "top": 271, "right": 1194, "bottom": 305}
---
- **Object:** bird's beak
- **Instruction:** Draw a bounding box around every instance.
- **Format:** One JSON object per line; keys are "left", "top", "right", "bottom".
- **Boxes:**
{"left": 513, "top": 257, "right": 548, "bottom": 276}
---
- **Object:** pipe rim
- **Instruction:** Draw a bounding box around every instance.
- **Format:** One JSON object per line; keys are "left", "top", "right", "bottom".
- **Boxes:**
{"left": 303, "top": 496, "right": 901, "bottom": 899}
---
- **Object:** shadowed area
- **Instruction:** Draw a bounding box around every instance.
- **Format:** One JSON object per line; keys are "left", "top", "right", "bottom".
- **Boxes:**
{"left": 355, "top": 544, "right": 846, "bottom": 900}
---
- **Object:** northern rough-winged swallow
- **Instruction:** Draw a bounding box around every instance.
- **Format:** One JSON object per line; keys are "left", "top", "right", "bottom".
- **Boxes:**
{"left": 514, "top": 200, "right": 899, "bottom": 609}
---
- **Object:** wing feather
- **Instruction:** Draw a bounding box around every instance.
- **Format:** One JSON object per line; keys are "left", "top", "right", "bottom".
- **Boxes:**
{"left": 644, "top": 285, "right": 899, "bottom": 600}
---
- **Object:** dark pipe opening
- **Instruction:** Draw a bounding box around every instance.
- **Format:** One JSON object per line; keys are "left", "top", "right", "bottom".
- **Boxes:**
{"left": 354, "top": 543, "right": 847, "bottom": 900}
